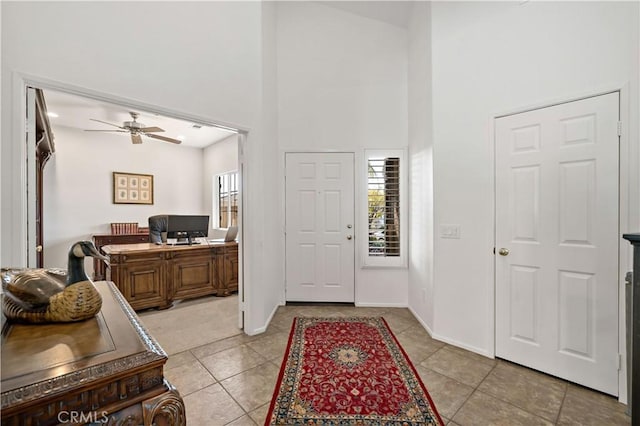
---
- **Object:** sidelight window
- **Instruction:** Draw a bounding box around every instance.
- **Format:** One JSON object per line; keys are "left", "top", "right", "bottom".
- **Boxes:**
{"left": 363, "top": 149, "right": 407, "bottom": 267}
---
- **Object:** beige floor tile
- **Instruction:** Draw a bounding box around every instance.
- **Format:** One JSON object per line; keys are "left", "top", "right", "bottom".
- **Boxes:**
{"left": 164, "top": 359, "right": 216, "bottom": 397}
{"left": 221, "top": 362, "right": 280, "bottom": 412}
{"left": 225, "top": 415, "right": 257, "bottom": 425}
{"left": 140, "top": 295, "right": 242, "bottom": 354}
{"left": 443, "top": 344, "right": 496, "bottom": 367}
{"left": 396, "top": 326, "right": 446, "bottom": 364}
{"left": 139, "top": 296, "right": 631, "bottom": 425}
{"left": 340, "top": 306, "right": 390, "bottom": 317}
{"left": 183, "top": 383, "right": 246, "bottom": 426}
{"left": 557, "top": 384, "right": 630, "bottom": 425}
{"left": 453, "top": 391, "right": 553, "bottom": 426}
{"left": 165, "top": 350, "right": 197, "bottom": 370}
{"left": 269, "top": 309, "right": 298, "bottom": 331}
{"left": 478, "top": 361, "right": 566, "bottom": 422}
{"left": 421, "top": 347, "right": 495, "bottom": 387}
{"left": 249, "top": 402, "right": 271, "bottom": 424}
{"left": 191, "top": 333, "right": 254, "bottom": 360}
{"left": 200, "top": 344, "right": 267, "bottom": 381}
{"left": 416, "top": 365, "right": 474, "bottom": 420}
{"left": 383, "top": 311, "right": 419, "bottom": 334}
{"left": 246, "top": 330, "right": 290, "bottom": 362}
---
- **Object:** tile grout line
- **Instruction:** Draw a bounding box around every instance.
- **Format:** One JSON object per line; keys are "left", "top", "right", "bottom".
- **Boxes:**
{"left": 446, "top": 361, "right": 497, "bottom": 424}
{"left": 553, "top": 382, "right": 570, "bottom": 425}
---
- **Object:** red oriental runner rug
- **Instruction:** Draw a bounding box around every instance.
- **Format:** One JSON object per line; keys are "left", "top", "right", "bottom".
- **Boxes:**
{"left": 265, "top": 317, "right": 444, "bottom": 425}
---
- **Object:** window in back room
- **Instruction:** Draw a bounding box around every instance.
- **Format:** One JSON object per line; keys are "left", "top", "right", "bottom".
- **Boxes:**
{"left": 216, "top": 171, "right": 239, "bottom": 228}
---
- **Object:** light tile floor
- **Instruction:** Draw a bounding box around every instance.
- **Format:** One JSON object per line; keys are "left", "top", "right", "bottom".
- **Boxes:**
{"left": 139, "top": 295, "right": 630, "bottom": 425}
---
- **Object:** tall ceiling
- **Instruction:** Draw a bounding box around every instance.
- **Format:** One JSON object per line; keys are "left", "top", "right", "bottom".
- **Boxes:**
{"left": 42, "top": 1, "right": 415, "bottom": 148}
{"left": 43, "top": 89, "right": 236, "bottom": 149}
{"left": 318, "top": 1, "right": 414, "bottom": 28}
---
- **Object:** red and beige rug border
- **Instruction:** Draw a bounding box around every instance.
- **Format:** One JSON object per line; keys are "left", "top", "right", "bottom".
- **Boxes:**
{"left": 265, "top": 316, "right": 444, "bottom": 425}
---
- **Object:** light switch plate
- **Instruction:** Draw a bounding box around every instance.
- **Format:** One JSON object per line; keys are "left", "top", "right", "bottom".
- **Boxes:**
{"left": 440, "top": 224, "right": 461, "bottom": 239}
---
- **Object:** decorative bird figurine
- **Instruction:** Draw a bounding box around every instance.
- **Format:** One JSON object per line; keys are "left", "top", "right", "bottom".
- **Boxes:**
{"left": 1, "top": 241, "right": 108, "bottom": 323}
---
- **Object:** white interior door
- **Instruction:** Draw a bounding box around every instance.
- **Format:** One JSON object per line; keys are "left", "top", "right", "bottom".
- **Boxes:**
{"left": 285, "top": 152, "right": 355, "bottom": 302}
{"left": 495, "top": 92, "right": 619, "bottom": 395}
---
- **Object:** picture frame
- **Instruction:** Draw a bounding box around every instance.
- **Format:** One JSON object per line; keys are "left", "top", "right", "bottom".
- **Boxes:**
{"left": 113, "top": 172, "right": 154, "bottom": 205}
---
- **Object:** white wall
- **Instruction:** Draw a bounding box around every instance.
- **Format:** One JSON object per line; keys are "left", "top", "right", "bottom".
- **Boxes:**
{"left": 1, "top": 1, "right": 280, "bottom": 335}
{"left": 431, "top": 1, "right": 639, "bottom": 362}
{"left": 407, "top": 2, "right": 434, "bottom": 330}
{"left": 276, "top": 2, "right": 409, "bottom": 306}
{"left": 43, "top": 126, "right": 204, "bottom": 272}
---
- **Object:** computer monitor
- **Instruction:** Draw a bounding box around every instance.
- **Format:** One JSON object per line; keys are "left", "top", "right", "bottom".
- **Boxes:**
{"left": 166, "top": 215, "right": 209, "bottom": 244}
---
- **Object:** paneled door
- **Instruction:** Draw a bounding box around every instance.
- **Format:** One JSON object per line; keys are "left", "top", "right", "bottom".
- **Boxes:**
{"left": 495, "top": 92, "right": 619, "bottom": 395}
{"left": 285, "top": 152, "right": 355, "bottom": 302}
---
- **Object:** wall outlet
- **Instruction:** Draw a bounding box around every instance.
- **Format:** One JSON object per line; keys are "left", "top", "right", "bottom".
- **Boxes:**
{"left": 440, "top": 224, "right": 461, "bottom": 239}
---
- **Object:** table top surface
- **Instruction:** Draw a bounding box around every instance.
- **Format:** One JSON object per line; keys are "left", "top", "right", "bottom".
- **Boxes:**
{"left": 102, "top": 241, "right": 237, "bottom": 254}
{"left": 1, "top": 281, "right": 167, "bottom": 408}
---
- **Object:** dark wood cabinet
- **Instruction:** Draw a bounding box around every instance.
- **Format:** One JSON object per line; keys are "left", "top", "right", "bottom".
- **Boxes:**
{"left": 218, "top": 245, "right": 239, "bottom": 296}
{"left": 1, "top": 281, "right": 185, "bottom": 426}
{"left": 92, "top": 233, "right": 150, "bottom": 280}
{"left": 171, "top": 251, "right": 217, "bottom": 300}
{"left": 110, "top": 250, "right": 170, "bottom": 311}
{"left": 103, "top": 242, "right": 238, "bottom": 310}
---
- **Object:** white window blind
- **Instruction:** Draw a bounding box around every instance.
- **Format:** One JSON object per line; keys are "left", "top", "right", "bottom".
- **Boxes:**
{"left": 367, "top": 157, "right": 400, "bottom": 257}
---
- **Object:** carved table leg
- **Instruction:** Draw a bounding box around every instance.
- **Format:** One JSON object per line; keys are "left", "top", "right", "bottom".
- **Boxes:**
{"left": 142, "top": 380, "right": 185, "bottom": 426}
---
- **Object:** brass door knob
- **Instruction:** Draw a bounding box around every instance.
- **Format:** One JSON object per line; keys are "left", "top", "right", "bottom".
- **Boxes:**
{"left": 36, "top": 245, "right": 43, "bottom": 253}
{"left": 498, "top": 248, "right": 510, "bottom": 256}
{"left": 347, "top": 235, "right": 353, "bottom": 240}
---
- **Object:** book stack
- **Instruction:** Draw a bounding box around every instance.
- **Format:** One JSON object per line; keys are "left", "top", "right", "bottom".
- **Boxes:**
{"left": 110, "top": 223, "right": 139, "bottom": 235}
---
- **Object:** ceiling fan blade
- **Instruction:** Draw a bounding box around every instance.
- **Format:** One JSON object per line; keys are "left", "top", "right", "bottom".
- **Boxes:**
{"left": 89, "top": 118, "right": 125, "bottom": 129}
{"left": 140, "top": 126, "right": 164, "bottom": 133}
{"left": 131, "top": 134, "right": 143, "bottom": 144}
{"left": 84, "top": 129, "right": 129, "bottom": 133}
{"left": 145, "top": 133, "right": 182, "bottom": 144}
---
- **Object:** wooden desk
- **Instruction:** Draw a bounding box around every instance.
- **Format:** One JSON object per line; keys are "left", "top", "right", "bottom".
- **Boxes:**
{"left": 103, "top": 242, "right": 238, "bottom": 311}
{"left": 92, "top": 233, "right": 151, "bottom": 281}
{"left": 1, "top": 281, "right": 185, "bottom": 426}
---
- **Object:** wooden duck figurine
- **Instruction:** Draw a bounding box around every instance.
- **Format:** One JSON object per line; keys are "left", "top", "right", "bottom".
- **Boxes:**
{"left": 1, "top": 241, "right": 108, "bottom": 323}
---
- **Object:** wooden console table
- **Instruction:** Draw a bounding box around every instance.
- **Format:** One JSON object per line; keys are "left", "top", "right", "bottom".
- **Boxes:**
{"left": 103, "top": 242, "right": 238, "bottom": 311}
{"left": 1, "top": 281, "right": 185, "bottom": 426}
{"left": 93, "top": 233, "right": 151, "bottom": 281}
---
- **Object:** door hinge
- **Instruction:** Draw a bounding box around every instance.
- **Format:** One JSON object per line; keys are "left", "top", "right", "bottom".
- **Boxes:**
{"left": 618, "top": 353, "right": 623, "bottom": 371}
{"left": 617, "top": 121, "right": 623, "bottom": 137}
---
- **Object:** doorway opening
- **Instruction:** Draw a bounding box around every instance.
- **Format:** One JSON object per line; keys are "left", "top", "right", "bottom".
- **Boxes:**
{"left": 19, "top": 79, "right": 247, "bottom": 331}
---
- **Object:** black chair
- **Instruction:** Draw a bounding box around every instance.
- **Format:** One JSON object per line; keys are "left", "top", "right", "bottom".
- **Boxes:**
{"left": 148, "top": 215, "right": 169, "bottom": 244}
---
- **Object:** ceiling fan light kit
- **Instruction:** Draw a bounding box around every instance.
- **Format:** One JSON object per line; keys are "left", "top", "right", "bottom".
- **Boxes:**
{"left": 84, "top": 111, "right": 182, "bottom": 145}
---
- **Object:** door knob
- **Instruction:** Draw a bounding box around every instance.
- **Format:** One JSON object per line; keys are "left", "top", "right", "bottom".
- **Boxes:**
{"left": 36, "top": 245, "right": 43, "bottom": 253}
{"left": 347, "top": 235, "right": 353, "bottom": 240}
{"left": 498, "top": 248, "right": 510, "bottom": 256}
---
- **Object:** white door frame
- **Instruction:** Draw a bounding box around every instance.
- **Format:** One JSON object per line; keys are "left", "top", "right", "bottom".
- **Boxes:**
{"left": 9, "top": 73, "right": 250, "bottom": 328}
{"left": 491, "top": 84, "right": 633, "bottom": 403}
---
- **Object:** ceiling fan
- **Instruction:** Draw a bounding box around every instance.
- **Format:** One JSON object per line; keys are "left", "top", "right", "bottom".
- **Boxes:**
{"left": 84, "top": 112, "right": 182, "bottom": 144}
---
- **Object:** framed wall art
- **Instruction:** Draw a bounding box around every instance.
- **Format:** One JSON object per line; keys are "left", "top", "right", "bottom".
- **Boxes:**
{"left": 113, "top": 172, "right": 154, "bottom": 205}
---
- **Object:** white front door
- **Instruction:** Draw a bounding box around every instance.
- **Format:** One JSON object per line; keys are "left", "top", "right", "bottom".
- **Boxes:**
{"left": 495, "top": 92, "right": 619, "bottom": 395}
{"left": 285, "top": 152, "right": 355, "bottom": 302}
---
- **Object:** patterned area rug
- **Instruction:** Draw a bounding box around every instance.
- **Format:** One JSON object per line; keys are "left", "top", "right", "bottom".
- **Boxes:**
{"left": 266, "top": 317, "right": 444, "bottom": 425}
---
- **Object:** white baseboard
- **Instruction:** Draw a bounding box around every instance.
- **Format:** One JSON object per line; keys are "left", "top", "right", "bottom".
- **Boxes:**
{"left": 355, "top": 302, "right": 408, "bottom": 308}
{"left": 245, "top": 302, "right": 281, "bottom": 336}
{"left": 406, "top": 305, "right": 494, "bottom": 359}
